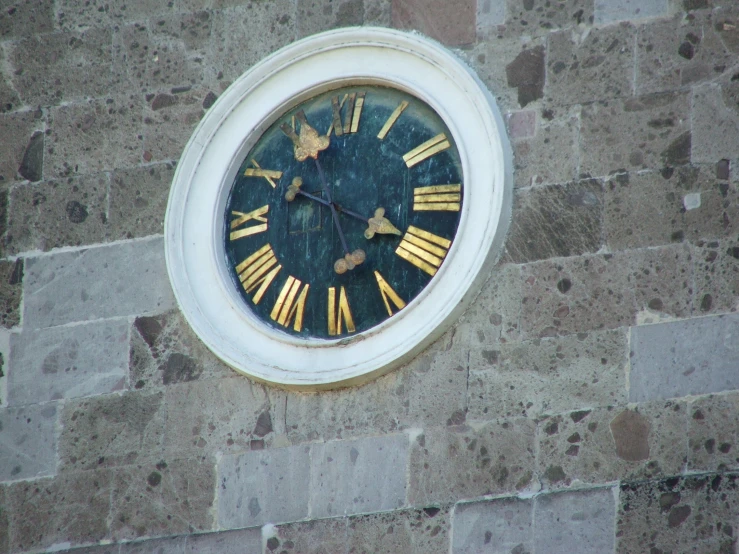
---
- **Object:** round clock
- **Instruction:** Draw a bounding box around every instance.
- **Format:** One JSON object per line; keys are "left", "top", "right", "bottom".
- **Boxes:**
{"left": 165, "top": 27, "right": 512, "bottom": 389}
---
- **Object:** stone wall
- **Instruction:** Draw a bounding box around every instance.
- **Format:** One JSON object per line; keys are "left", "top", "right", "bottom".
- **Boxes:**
{"left": 1, "top": 0, "right": 738, "bottom": 552}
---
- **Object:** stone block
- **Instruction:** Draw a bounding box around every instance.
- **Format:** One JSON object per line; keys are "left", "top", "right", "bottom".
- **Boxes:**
{"left": 23, "top": 238, "right": 175, "bottom": 329}
{"left": 348, "top": 506, "right": 451, "bottom": 554}
{"left": 468, "top": 329, "right": 628, "bottom": 420}
{"left": 537, "top": 402, "right": 687, "bottom": 487}
{"left": 108, "top": 163, "right": 175, "bottom": 242}
{"left": 511, "top": 106, "right": 580, "bottom": 188}
{"left": 392, "top": 0, "right": 476, "bottom": 47}
{"left": 504, "top": 0, "right": 594, "bottom": 36}
{"left": 310, "top": 433, "right": 408, "bottom": 518}
{"left": 164, "top": 377, "right": 274, "bottom": 457}
{"left": 109, "top": 458, "right": 216, "bottom": 541}
{"left": 505, "top": 179, "right": 603, "bottom": 263}
{"left": 630, "top": 314, "right": 739, "bottom": 402}
{"left": 0, "top": 64, "right": 21, "bottom": 114}
{"left": 142, "top": 89, "right": 207, "bottom": 163}
{"left": 217, "top": 444, "right": 311, "bottom": 528}
{"left": 477, "top": 0, "right": 506, "bottom": 33}
{"left": 364, "top": 0, "right": 392, "bottom": 26}
{"left": 689, "top": 393, "right": 739, "bottom": 471}
{"left": 113, "top": 13, "right": 210, "bottom": 94}
{"left": 692, "top": 82, "right": 739, "bottom": 163}
{"left": 618, "top": 473, "right": 739, "bottom": 554}
{"left": 56, "top": 0, "right": 179, "bottom": 30}
{"left": 693, "top": 238, "right": 739, "bottom": 314}
{"left": 5, "top": 173, "right": 109, "bottom": 255}
{"left": 130, "top": 310, "right": 232, "bottom": 391}
{"left": 46, "top": 96, "right": 144, "bottom": 179}
{"left": 453, "top": 263, "right": 522, "bottom": 347}
{"left": 7, "top": 28, "right": 113, "bottom": 106}
{"left": 580, "top": 92, "right": 691, "bottom": 177}
{"left": 0, "top": 109, "right": 44, "bottom": 185}
{"left": 409, "top": 420, "right": 536, "bottom": 505}
{"left": 452, "top": 497, "right": 533, "bottom": 554}
{"left": 0, "top": 260, "right": 22, "bottom": 329}
{"left": 120, "top": 537, "right": 186, "bottom": 554}
{"left": 0, "top": 402, "right": 57, "bottom": 482}
{"left": 267, "top": 518, "right": 347, "bottom": 554}
{"left": 520, "top": 245, "right": 692, "bottom": 338}
{"left": 594, "top": 0, "right": 668, "bottom": 23}
{"left": 207, "top": 3, "right": 296, "bottom": 84}
{"left": 546, "top": 24, "right": 636, "bottom": 105}
{"left": 59, "top": 390, "right": 165, "bottom": 471}
{"left": 185, "top": 527, "right": 263, "bottom": 553}
{"left": 604, "top": 166, "right": 739, "bottom": 251}
{"left": 0, "top": 0, "right": 54, "bottom": 40}
{"left": 6, "top": 470, "right": 112, "bottom": 553}
{"left": 534, "top": 487, "right": 615, "bottom": 553}
{"left": 284, "top": 369, "right": 406, "bottom": 444}
{"left": 0, "top": 486, "right": 7, "bottom": 554}
{"left": 68, "top": 545, "right": 123, "bottom": 554}
{"left": 297, "top": 0, "right": 365, "bottom": 38}
{"left": 636, "top": 11, "right": 735, "bottom": 95}
{"left": 462, "top": 36, "right": 546, "bottom": 113}
{"left": 8, "top": 319, "right": 128, "bottom": 406}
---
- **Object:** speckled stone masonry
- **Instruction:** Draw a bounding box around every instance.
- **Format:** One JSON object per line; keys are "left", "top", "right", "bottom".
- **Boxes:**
{"left": 1, "top": 0, "right": 739, "bottom": 552}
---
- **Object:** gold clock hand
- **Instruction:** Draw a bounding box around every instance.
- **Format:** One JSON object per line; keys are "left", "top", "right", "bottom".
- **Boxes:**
{"left": 364, "top": 207, "right": 402, "bottom": 239}
{"left": 280, "top": 110, "right": 330, "bottom": 162}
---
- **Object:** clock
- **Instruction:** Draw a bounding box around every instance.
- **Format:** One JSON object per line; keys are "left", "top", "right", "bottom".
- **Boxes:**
{"left": 165, "top": 27, "right": 512, "bottom": 389}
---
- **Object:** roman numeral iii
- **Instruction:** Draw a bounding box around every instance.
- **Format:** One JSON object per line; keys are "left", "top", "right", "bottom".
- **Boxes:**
{"left": 413, "top": 184, "right": 461, "bottom": 212}
{"left": 230, "top": 205, "right": 269, "bottom": 240}
{"left": 403, "top": 133, "right": 450, "bottom": 168}
{"left": 327, "top": 286, "right": 355, "bottom": 336}
{"left": 395, "top": 226, "right": 452, "bottom": 276}
{"left": 270, "top": 276, "right": 309, "bottom": 332}
{"left": 234, "top": 244, "right": 282, "bottom": 304}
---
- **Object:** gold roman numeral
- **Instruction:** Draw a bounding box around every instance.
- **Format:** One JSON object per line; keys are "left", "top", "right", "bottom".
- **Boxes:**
{"left": 327, "top": 286, "right": 355, "bottom": 336}
{"left": 403, "top": 133, "right": 451, "bottom": 168}
{"left": 243, "top": 159, "right": 282, "bottom": 188}
{"left": 413, "top": 184, "right": 461, "bottom": 212}
{"left": 329, "top": 92, "right": 365, "bottom": 136}
{"left": 395, "top": 226, "right": 452, "bottom": 276}
{"left": 377, "top": 100, "right": 408, "bottom": 140}
{"left": 270, "top": 276, "right": 309, "bottom": 332}
{"left": 235, "top": 244, "right": 282, "bottom": 304}
{"left": 230, "top": 205, "right": 269, "bottom": 240}
{"left": 374, "top": 271, "right": 406, "bottom": 317}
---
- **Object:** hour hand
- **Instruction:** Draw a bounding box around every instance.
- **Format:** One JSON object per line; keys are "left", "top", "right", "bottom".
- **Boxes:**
{"left": 364, "top": 207, "right": 402, "bottom": 239}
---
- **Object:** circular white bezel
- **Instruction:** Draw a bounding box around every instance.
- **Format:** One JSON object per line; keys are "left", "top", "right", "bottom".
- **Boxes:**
{"left": 165, "top": 27, "right": 512, "bottom": 389}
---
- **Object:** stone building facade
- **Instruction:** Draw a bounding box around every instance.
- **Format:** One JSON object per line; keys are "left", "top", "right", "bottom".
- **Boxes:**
{"left": 0, "top": 0, "right": 738, "bottom": 552}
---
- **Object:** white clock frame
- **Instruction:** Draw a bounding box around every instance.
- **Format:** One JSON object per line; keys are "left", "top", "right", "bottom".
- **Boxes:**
{"left": 165, "top": 27, "right": 512, "bottom": 389}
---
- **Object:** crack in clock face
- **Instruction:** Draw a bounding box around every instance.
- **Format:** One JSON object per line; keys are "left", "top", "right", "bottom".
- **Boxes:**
{"left": 224, "top": 85, "right": 464, "bottom": 340}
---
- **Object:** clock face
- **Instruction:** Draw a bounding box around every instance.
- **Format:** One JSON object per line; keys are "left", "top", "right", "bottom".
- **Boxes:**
{"left": 224, "top": 85, "right": 463, "bottom": 339}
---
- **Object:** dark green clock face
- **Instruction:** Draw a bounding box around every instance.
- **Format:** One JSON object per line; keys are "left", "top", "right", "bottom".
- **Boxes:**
{"left": 224, "top": 85, "right": 463, "bottom": 339}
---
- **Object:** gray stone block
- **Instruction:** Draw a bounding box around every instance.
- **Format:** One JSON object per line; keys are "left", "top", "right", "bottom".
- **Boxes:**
{"left": 0, "top": 0, "right": 54, "bottom": 40}
{"left": 0, "top": 402, "right": 57, "bottom": 481}
{"left": 693, "top": 238, "right": 739, "bottom": 316}
{"left": 468, "top": 329, "right": 628, "bottom": 420}
{"left": 119, "top": 536, "right": 186, "bottom": 554}
{"left": 6, "top": 174, "right": 109, "bottom": 255}
{"left": 452, "top": 497, "right": 533, "bottom": 554}
{"left": 268, "top": 518, "right": 347, "bottom": 554}
{"left": 297, "top": 0, "right": 364, "bottom": 38}
{"left": 23, "top": 238, "right": 175, "bottom": 329}
{"left": 185, "top": 528, "right": 262, "bottom": 553}
{"left": 476, "top": 0, "right": 505, "bottom": 32}
{"left": 0, "top": 109, "right": 44, "bottom": 185}
{"left": 546, "top": 24, "right": 636, "bottom": 104}
{"left": 594, "top": 0, "right": 667, "bottom": 23}
{"left": 688, "top": 393, "right": 739, "bottom": 471}
{"left": 630, "top": 314, "right": 739, "bottom": 402}
{"left": 218, "top": 444, "right": 311, "bottom": 528}
{"left": 692, "top": 82, "right": 739, "bottom": 164}
{"left": 0, "top": 259, "right": 23, "bottom": 329}
{"left": 503, "top": 0, "right": 594, "bottom": 36}
{"left": 8, "top": 319, "right": 128, "bottom": 406}
{"left": 505, "top": 179, "right": 603, "bottom": 263}
{"left": 534, "top": 487, "right": 615, "bottom": 553}
{"left": 618, "top": 473, "right": 739, "bottom": 554}
{"left": 142, "top": 89, "right": 208, "bottom": 164}
{"left": 409, "top": 421, "right": 536, "bottom": 505}
{"left": 310, "top": 434, "right": 408, "bottom": 518}
{"left": 348, "top": 507, "right": 451, "bottom": 554}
